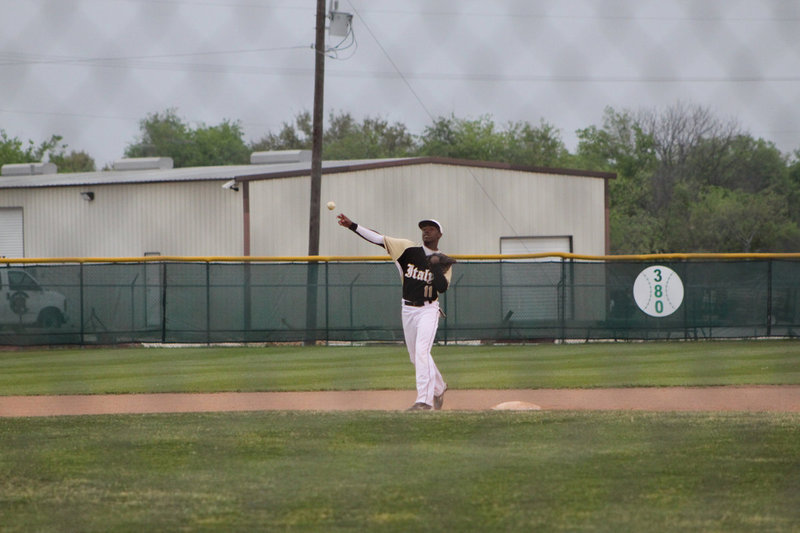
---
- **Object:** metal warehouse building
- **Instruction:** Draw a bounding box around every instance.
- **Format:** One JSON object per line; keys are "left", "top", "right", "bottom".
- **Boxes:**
{"left": 0, "top": 152, "right": 615, "bottom": 259}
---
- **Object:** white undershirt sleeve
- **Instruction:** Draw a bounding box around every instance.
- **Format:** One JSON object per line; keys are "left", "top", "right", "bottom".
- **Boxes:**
{"left": 354, "top": 224, "right": 385, "bottom": 246}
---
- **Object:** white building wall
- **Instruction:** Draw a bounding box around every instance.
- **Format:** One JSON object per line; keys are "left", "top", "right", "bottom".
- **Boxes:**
{"left": 290, "top": 164, "right": 608, "bottom": 257}
{"left": 0, "top": 181, "right": 242, "bottom": 257}
{"left": 1, "top": 162, "right": 608, "bottom": 258}
{"left": 248, "top": 175, "right": 311, "bottom": 256}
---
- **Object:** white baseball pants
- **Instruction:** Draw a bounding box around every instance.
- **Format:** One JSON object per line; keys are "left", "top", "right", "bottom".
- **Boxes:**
{"left": 401, "top": 300, "right": 447, "bottom": 406}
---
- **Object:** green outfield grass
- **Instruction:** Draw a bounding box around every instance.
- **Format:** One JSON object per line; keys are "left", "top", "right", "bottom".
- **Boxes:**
{"left": 2, "top": 341, "right": 800, "bottom": 532}
{"left": 1, "top": 340, "right": 800, "bottom": 395}
{"left": 2, "top": 411, "right": 799, "bottom": 532}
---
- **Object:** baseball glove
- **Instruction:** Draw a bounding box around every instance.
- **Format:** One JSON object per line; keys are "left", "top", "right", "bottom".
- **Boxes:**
{"left": 429, "top": 253, "right": 457, "bottom": 268}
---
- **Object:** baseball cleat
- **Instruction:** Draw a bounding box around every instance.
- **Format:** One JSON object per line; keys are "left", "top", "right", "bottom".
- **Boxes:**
{"left": 407, "top": 402, "right": 432, "bottom": 411}
{"left": 434, "top": 384, "right": 448, "bottom": 410}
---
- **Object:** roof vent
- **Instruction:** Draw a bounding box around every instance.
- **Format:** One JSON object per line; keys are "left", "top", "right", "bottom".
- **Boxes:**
{"left": 1, "top": 162, "right": 58, "bottom": 176}
{"left": 250, "top": 150, "right": 312, "bottom": 165}
{"left": 112, "top": 157, "right": 174, "bottom": 171}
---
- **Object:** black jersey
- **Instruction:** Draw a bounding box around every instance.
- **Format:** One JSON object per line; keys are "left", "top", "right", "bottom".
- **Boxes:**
{"left": 384, "top": 236, "right": 452, "bottom": 303}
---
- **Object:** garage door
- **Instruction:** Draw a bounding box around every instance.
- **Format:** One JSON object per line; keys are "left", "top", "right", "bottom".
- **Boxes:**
{"left": 0, "top": 208, "right": 23, "bottom": 258}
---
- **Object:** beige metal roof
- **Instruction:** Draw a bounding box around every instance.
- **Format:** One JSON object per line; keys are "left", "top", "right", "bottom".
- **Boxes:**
{"left": 0, "top": 158, "right": 407, "bottom": 189}
{"left": 0, "top": 157, "right": 614, "bottom": 189}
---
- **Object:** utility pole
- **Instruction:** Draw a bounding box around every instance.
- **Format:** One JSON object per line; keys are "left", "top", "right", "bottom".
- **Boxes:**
{"left": 305, "top": 0, "right": 327, "bottom": 344}
{"left": 308, "top": 0, "right": 326, "bottom": 256}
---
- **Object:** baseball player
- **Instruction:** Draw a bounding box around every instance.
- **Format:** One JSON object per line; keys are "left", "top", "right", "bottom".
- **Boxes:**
{"left": 337, "top": 214, "right": 455, "bottom": 411}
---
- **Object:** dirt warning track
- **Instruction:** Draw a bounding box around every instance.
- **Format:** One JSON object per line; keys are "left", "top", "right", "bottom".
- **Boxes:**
{"left": 2, "top": 386, "right": 800, "bottom": 417}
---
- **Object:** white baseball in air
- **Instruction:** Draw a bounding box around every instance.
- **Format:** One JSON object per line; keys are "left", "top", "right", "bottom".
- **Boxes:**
{"left": 633, "top": 265, "right": 684, "bottom": 317}
{"left": 326, "top": 201, "right": 336, "bottom": 210}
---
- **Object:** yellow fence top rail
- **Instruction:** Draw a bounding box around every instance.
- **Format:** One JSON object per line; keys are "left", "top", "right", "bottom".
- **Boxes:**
{"left": 4, "top": 252, "right": 800, "bottom": 264}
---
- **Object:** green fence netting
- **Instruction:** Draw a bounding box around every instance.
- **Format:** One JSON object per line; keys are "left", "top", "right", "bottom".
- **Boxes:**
{"left": 1, "top": 259, "right": 799, "bottom": 346}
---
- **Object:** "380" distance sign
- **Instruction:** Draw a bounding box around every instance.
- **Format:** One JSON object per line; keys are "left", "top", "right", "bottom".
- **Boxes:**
{"left": 632, "top": 265, "right": 684, "bottom": 317}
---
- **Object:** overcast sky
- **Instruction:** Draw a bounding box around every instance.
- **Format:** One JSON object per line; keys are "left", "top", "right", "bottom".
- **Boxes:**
{"left": 1, "top": 0, "right": 798, "bottom": 168}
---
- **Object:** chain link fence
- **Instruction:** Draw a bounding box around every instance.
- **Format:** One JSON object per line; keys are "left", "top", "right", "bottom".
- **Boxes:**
{"left": 2, "top": 1, "right": 798, "bottom": 166}
{"left": 2, "top": 258, "right": 800, "bottom": 346}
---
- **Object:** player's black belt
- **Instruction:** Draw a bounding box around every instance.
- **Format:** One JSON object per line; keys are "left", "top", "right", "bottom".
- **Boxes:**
{"left": 403, "top": 299, "right": 436, "bottom": 307}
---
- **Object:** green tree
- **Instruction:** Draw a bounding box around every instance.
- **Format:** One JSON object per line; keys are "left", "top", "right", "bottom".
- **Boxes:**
{"left": 638, "top": 101, "right": 741, "bottom": 212}
{"left": 790, "top": 151, "right": 800, "bottom": 185}
{"left": 788, "top": 151, "right": 800, "bottom": 224}
{"left": 249, "top": 110, "right": 416, "bottom": 159}
{"left": 324, "top": 112, "right": 416, "bottom": 159}
{"left": 250, "top": 113, "right": 311, "bottom": 152}
{"left": 125, "top": 109, "right": 249, "bottom": 167}
{"left": 125, "top": 109, "right": 191, "bottom": 162}
{"left": 575, "top": 108, "right": 659, "bottom": 253}
{"left": 49, "top": 150, "right": 96, "bottom": 173}
{"left": 682, "top": 135, "right": 787, "bottom": 195}
{"left": 666, "top": 133, "right": 793, "bottom": 252}
{"left": 0, "top": 130, "right": 64, "bottom": 166}
{"left": 578, "top": 103, "right": 800, "bottom": 253}
{"left": 191, "top": 121, "right": 250, "bottom": 166}
{"left": 419, "top": 114, "right": 506, "bottom": 161}
{"left": 418, "top": 114, "right": 569, "bottom": 167}
{"left": 682, "top": 187, "right": 799, "bottom": 252}
{"left": 502, "top": 120, "right": 571, "bottom": 167}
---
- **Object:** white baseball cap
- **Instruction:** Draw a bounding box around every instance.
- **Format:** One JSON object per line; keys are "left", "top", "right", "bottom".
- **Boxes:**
{"left": 418, "top": 219, "right": 443, "bottom": 234}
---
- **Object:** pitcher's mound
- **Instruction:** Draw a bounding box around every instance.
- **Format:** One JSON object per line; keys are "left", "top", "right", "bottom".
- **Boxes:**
{"left": 492, "top": 401, "right": 542, "bottom": 411}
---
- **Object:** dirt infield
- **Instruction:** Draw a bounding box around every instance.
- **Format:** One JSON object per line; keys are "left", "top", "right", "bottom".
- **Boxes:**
{"left": 2, "top": 386, "right": 800, "bottom": 417}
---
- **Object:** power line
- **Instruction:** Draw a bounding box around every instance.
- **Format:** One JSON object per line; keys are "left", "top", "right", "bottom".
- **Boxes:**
{"left": 3, "top": 52, "right": 797, "bottom": 84}
{"left": 0, "top": 107, "right": 139, "bottom": 122}
{"left": 64, "top": 0, "right": 312, "bottom": 9}
{"left": 344, "top": 1, "right": 523, "bottom": 238}
{"left": 324, "top": 71, "right": 800, "bottom": 84}
{"left": 356, "top": 9, "right": 800, "bottom": 23}
{"left": 345, "top": 1, "right": 433, "bottom": 121}
{"left": 48, "top": 0, "right": 800, "bottom": 22}
{"left": 0, "top": 45, "right": 309, "bottom": 67}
